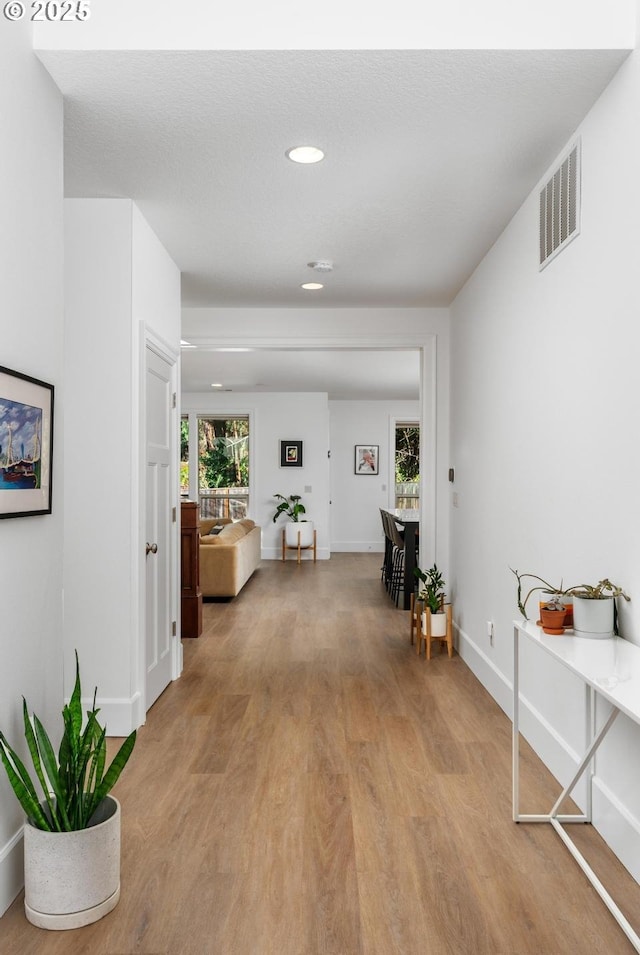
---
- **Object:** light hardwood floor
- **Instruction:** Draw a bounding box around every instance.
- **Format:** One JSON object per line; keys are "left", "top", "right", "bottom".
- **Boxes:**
{"left": 3, "top": 553, "right": 640, "bottom": 954}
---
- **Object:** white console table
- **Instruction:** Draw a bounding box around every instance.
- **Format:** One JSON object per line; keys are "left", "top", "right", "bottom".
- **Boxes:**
{"left": 513, "top": 619, "right": 640, "bottom": 951}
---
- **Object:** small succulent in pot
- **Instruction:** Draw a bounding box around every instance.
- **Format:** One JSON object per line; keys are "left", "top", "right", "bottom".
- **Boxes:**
{"left": 539, "top": 594, "right": 569, "bottom": 633}
{"left": 542, "top": 593, "right": 565, "bottom": 612}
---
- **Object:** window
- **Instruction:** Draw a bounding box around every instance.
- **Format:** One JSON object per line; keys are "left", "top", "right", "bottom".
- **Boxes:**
{"left": 395, "top": 423, "right": 419, "bottom": 508}
{"left": 180, "top": 415, "right": 189, "bottom": 498}
{"left": 198, "top": 416, "right": 249, "bottom": 519}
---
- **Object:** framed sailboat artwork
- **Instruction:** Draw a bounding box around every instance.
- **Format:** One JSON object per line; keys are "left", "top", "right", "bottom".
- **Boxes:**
{"left": 0, "top": 366, "right": 54, "bottom": 519}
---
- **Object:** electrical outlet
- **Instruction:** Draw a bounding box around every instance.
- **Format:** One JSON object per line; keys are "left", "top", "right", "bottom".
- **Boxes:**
{"left": 487, "top": 621, "right": 494, "bottom": 646}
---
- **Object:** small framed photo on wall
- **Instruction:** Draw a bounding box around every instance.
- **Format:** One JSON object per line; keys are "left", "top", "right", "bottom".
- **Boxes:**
{"left": 355, "top": 445, "right": 379, "bottom": 475}
{"left": 280, "top": 440, "right": 303, "bottom": 468}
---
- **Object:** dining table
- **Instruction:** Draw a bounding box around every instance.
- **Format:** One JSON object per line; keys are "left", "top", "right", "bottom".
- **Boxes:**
{"left": 381, "top": 507, "right": 420, "bottom": 610}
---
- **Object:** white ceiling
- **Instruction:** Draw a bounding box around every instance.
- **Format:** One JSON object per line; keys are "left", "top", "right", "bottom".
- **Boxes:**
{"left": 180, "top": 347, "right": 421, "bottom": 399}
{"left": 38, "top": 47, "right": 628, "bottom": 396}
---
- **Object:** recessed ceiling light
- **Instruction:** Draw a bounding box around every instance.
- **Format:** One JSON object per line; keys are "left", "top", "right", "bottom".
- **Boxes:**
{"left": 211, "top": 382, "right": 223, "bottom": 388}
{"left": 301, "top": 282, "right": 324, "bottom": 290}
{"left": 215, "top": 347, "right": 252, "bottom": 353}
{"left": 286, "top": 145, "right": 325, "bottom": 164}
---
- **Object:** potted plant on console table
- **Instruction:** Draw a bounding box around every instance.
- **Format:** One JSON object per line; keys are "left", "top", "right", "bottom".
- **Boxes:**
{"left": 568, "top": 579, "right": 631, "bottom": 639}
{"left": 272, "top": 493, "right": 314, "bottom": 549}
{"left": 0, "top": 653, "right": 136, "bottom": 930}
{"left": 511, "top": 569, "right": 630, "bottom": 638}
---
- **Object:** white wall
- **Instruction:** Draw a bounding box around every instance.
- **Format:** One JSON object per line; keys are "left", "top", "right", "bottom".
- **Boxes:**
{"left": 450, "top": 39, "right": 640, "bottom": 879}
{"left": 64, "top": 199, "right": 181, "bottom": 733}
{"left": 182, "top": 391, "right": 331, "bottom": 559}
{"left": 0, "top": 25, "right": 64, "bottom": 915}
{"left": 63, "top": 200, "right": 135, "bottom": 718}
{"left": 329, "top": 400, "right": 419, "bottom": 551}
{"left": 132, "top": 204, "right": 182, "bottom": 342}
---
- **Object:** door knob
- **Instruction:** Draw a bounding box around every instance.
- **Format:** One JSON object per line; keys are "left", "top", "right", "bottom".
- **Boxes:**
{"left": 146, "top": 542, "right": 158, "bottom": 556}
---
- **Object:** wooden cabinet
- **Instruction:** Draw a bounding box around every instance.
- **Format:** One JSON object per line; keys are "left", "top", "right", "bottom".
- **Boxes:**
{"left": 180, "top": 501, "right": 202, "bottom": 638}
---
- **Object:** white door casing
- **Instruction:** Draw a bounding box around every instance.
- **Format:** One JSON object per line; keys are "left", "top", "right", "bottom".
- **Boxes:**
{"left": 145, "top": 340, "right": 178, "bottom": 709}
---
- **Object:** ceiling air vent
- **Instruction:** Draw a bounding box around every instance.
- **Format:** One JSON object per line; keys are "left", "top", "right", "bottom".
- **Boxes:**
{"left": 539, "top": 140, "right": 581, "bottom": 270}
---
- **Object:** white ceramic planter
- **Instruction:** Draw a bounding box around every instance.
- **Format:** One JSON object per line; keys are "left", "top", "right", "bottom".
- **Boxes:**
{"left": 422, "top": 610, "right": 447, "bottom": 637}
{"left": 572, "top": 595, "right": 614, "bottom": 639}
{"left": 24, "top": 796, "right": 121, "bottom": 930}
{"left": 285, "top": 520, "right": 314, "bottom": 548}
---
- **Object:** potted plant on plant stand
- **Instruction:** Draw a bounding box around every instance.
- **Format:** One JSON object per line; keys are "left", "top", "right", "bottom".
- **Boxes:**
{"left": 0, "top": 653, "right": 136, "bottom": 930}
{"left": 272, "top": 493, "right": 314, "bottom": 549}
{"left": 415, "top": 563, "right": 448, "bottom": 638}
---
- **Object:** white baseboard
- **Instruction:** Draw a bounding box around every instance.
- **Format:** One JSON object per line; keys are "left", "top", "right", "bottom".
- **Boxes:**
{"left": 592, "top": 775, "right": 640, "bottom": 883}
{"left": 260, "top": 547, "right": 330, "bottom": 561}
{"left": 86, "top": 692, "right": 143, "bottom": 737}
{"left": 455, "top": 621, "right": 513, "bottom": 717}
{"left": 0, "top": 827, "right": 24, "bottom": 917}
{"left": 329, "top": 542, "right": 385, "bottom": 553}
{"left": 456, "top": 623, "right": 589, "bottom": 811}
{"left": 457, "top": 623, "right": 640, "bottom": 878}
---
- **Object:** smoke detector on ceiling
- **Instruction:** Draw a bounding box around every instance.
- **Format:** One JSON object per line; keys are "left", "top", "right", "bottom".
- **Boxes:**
{"left": 307, "top": 260, "right": 333, "bottom": 273}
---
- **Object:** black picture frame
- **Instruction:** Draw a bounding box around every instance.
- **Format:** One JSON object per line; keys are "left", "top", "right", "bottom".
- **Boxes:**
{"left": 0, "top": 365, "right": 54, "bottom": 519}
{"left": 354, "top": 444, "right": 379, "bottom": 475}
{"left": 280, "top": 440, "right": 303, "bottom": 468}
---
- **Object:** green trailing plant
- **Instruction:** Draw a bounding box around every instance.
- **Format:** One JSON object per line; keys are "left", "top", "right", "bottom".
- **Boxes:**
{"left": 510, "top": 570, "right": 563, "bottom": 620}
{"left": 272, "top": 493, "right": 306, "bottom": 523}
{"left": 414, "top": 563, "right": 446, "bottom": 614}
{"left": 511, "top": 568, "right": 630, "bottom": 620}
{"left": 0, "top": 653, "right": 136, "bottom": 832}
{"left": 567, "top": 579, "right": 631, "bottom": 602}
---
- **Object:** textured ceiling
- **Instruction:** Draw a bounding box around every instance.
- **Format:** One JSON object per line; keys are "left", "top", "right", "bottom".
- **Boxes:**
{"left": 37, "top": 47, "right": 628, "bottom": 398}
{"left": 40, "top": 48, "right": 628, "bottom": 310}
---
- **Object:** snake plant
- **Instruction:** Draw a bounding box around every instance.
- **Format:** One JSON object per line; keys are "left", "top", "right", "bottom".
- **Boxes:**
{"left": 0, "top": 652, "right": 136, "bottom": 831}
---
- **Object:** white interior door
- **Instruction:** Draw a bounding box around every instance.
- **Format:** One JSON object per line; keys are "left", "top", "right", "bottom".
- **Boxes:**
{"left": 145, "top": 345, "right": 174, "bottom": 708}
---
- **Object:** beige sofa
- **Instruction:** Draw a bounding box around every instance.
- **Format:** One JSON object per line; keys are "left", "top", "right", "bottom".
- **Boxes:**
{"left": 199, "top": 517, "right": 261, "bottom": 597}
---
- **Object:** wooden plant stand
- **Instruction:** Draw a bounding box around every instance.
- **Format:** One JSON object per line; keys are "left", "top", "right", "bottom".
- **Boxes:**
{"left": 417, "top": 604, "right": 453, "bottom": 659}
{"left": 281, "top": 527, "right": 317, "bottom": 564}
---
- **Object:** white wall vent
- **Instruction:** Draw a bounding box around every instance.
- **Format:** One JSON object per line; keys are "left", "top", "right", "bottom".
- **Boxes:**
{"left": 539, "top": 140, "right": 581, "bottom": 270}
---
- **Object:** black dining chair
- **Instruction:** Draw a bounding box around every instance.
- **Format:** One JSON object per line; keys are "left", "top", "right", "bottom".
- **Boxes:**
{"left": 379, "top": 508, "right": 393, "bottom": 587}
{"left": 380, "top": 510, "right": 406, "bottom": 606}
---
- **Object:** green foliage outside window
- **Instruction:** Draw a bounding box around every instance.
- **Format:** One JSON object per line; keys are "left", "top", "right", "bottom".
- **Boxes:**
{"left": 180, "top": 418, "right": 189, "bottom": 492}
{"left": 198, "top": 418, "right": 249, "bottom": 489}
{"left": 395, "top": 426, "right": 420, "bottom": 483}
